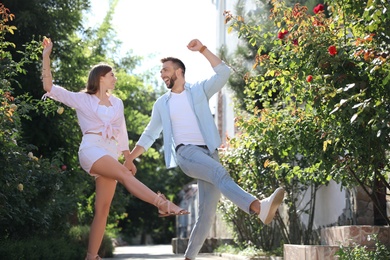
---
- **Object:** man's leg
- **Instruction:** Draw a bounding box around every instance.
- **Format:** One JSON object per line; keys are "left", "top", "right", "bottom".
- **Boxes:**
{"left": 177, "top": 146, "right": 256, "bottom": 213}
{"left": 184, "top": 179, "right": 221, "bottom": 260}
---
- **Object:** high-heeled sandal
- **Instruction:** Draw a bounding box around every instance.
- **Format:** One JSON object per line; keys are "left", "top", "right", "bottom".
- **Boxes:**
{"left": 153, "top": 192, "right": 190, "bottom": 217}
{"left": 85, "top": 253, "right": 102, "bottom": 260}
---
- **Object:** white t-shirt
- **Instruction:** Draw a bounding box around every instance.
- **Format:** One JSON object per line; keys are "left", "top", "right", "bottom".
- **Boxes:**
{"left": 94, "top": 104, "right": 115, "bottom": 133}
{"left": 169, "top": 90, "right": 205, "bottom": 146}
{"left": 97, "top": 105, "right": 115, "bottom": 122}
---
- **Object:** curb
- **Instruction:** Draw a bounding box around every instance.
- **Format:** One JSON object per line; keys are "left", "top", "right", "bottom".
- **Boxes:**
{"left": 214, "top": 253, "right": 283, "bottom": 260}
{"left": 214, "top": 253, "right": 249, "bottom": 259}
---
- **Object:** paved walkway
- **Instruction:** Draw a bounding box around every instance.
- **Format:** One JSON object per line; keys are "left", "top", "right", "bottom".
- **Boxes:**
{"left": 103, "top": 244, "right": 245, "bottom": 260}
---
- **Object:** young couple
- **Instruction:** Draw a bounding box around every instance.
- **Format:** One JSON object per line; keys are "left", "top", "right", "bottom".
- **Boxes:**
{"left": 42, "top": 37, "right": 284, "bottom": 260}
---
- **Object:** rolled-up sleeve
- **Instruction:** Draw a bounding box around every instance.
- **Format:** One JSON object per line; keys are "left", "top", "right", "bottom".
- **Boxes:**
{"left": 203, "top": 62, "right": 231, "bottom": 98}
{"left": 117, "top": 101, "right": 130, "bottom": 152}
{"left": 136, "top": 101, "right": 163, "bottom": 150}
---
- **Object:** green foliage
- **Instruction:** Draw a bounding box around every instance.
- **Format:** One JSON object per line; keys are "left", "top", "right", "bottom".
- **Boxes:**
{"left": 0, "top": 225, "right": 114, "bottom": 259}
{"left": 229, "top": 0, "right": 390, "bottom": 188}
{"left": 335, "top": 234, "right": 390, "bottom": 260}
{"left": 1, "top": 6, "right": 94, "bottom": 240}
{"left": 2, "top": 0, "right": 191, "bottom": 248}
{"left": 220, "top": 0, "right": 390, "bottom": 250}
{"left": 214, "top": 243, "right": 241, "bottom": 255}
{"left": 0, "top": 0, "right": 117, "bottom": 251}
{"left": 0, "top": 236, "right": 85, "bottom": 260}
{"left": 214, "top": 240, "right": 283, "bottom": 257}
{"left": 69, "top": 225, "right": 114, "bottom": 258}
{"left": 0, "top": 143, "right": 76, "bottom": 239}
{"left": 218, "top": 136, "right": 286, "bottom": 250}
{"left": 0, "top": 5, "right": 77, "bottom": 240}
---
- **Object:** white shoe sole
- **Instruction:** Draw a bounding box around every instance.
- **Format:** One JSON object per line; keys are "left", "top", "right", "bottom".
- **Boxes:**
{"left": 263, "top": 187, "right": 285, "bottom": 225}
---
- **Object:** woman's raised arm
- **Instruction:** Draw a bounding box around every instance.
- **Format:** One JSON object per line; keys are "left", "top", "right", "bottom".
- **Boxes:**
{"left": 42, "top": 37, "right": 53, "bottom": 92}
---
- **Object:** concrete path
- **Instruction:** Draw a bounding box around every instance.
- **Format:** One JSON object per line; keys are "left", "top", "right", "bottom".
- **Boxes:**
{"left": 103, "top": 244, "right": 233, "bottom": 260}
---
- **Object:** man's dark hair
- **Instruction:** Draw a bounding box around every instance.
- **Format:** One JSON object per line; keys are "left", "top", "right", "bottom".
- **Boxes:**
{"left": 161, "top": 57, "right": 186, "bottom": 75}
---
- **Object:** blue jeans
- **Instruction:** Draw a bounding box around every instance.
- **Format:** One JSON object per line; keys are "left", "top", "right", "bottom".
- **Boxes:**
{"left": 176, "top": 145, "right": 257, "bottom": 259}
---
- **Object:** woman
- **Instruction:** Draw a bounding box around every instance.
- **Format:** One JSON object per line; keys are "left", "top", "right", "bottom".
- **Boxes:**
{"left": 41, "top": 37, "right": 189, "bottom": 260}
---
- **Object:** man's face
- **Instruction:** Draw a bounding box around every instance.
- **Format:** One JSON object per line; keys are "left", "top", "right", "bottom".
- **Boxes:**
{"left": 160, "top": 61, "right": 177, "bottom": 89}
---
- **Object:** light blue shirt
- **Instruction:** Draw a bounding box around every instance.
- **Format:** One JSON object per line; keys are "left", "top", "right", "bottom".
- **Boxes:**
{"left": 136, "top": 62, "right": 231, "bottom": 168}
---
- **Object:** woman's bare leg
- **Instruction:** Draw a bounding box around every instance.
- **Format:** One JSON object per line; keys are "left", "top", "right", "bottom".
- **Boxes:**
{"left": 85, "top": 155, "right": 188, "bottom": 257}
{"left": 91, "top": 155, "right": 188, "bottom": 212}
{"left": 91, "top": 156, "right": 159, "bottom": 203}
{"left": 87, "top": 175, "right": 117, "bottom": 257}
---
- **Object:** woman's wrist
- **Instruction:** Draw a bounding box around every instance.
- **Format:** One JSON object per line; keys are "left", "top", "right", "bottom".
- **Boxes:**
{"left": 41, "top": 73, "right": 52, "bottom": 78}
{"left": 41, "top": 68, "right": 52, "bottom": 79}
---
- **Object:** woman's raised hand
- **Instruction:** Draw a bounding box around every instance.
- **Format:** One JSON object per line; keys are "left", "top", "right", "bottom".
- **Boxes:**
{"left": 42, "top": 36, "right": 53, "bottom": 57}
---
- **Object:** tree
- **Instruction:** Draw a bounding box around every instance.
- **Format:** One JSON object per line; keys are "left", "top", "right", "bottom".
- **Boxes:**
{"left": 0, "top": 2, "right": 76, "bottom": 241}
{"left": 1, "top": 0, "right": 192, "bottom": 247}
{"left": 220, "top": 0, "right": 390, "bottom": 251}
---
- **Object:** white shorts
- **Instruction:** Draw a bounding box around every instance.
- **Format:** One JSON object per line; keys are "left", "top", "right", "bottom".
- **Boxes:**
{"left": 78, "top": 134, "right": 118, "bottom": 177}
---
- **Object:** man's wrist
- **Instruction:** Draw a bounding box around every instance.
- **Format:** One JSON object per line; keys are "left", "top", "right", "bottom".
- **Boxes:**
{"left": 199, "top": 45, "right": 207, "bottom": 53}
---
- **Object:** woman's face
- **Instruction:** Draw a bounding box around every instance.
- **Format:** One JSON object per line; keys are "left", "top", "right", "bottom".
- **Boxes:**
{"left": 100, "top": 70, "right": 117, "bottom": 91}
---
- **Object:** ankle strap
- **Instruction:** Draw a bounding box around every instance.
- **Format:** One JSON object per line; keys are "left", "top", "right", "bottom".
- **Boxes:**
{"left": 86, "top": 253, "right": 101, "bottom": 260}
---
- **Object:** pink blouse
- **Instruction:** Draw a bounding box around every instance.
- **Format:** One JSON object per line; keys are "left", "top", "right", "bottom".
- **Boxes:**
{"left": 44, "top": 84, "right": 129, "bottom": 153}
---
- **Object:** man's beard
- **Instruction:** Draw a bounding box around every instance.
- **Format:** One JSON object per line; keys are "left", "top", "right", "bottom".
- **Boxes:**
{"left": 167, "top": 74, "right": 177, "bottom": 89}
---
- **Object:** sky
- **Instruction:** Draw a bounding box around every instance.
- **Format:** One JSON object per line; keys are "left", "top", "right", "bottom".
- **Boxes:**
{"left": 85, "top": 0, "right": 218, "bottom": 83}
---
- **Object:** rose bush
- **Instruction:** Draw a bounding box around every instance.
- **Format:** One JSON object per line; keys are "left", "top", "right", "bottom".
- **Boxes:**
{"left": 0, "top": 4, "right": 77, "bottom": 240}
{"left": 221, "top": 0, "right": 390, "bottom": 249}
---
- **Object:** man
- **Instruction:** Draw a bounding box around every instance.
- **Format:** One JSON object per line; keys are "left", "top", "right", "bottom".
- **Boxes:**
{"left": 125, "top": 39, "right": 284, "bottom": 260}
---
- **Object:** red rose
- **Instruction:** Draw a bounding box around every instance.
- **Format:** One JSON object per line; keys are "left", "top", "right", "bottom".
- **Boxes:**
{"left": 328, "top": 45, "right": 337, "bottom": 56}
{"left": 313, "top": 4, "right": 324, "bottom": 14}
{"left": 277, "top": 30, "right": 288, "bottom": 39}
{"left": 292, "top": 39, "right": 298, "bottom": 46}
{"left": 306, "top": 75, "right": 313, "bottom": 82}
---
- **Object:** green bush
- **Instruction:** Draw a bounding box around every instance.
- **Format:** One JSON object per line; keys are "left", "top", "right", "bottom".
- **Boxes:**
{"left": 0, "top": 5, "right": 78, "bottom": 241}
{"left": 221, "top": 0, "right": 390, "bottom": 249}
{"left": 69, "top": 225, "right": 114, "bottom": 258}
{"left": 0, "top": 225, "right": 114, "bottom": 259}
{"left": 0, "top": 236, "right": 84, "bottom": 260}
{"left": 335, "top": 235, "right": 390, "bottom": 260}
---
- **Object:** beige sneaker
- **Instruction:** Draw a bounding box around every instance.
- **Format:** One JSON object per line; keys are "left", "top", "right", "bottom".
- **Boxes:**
{"left": 259, "top": 187, "right": 285, "bottom": 225}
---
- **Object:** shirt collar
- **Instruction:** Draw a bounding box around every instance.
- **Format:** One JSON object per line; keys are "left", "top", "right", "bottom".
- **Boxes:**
{"left": 164, "top": 82, "right": 190, "bottom": 102}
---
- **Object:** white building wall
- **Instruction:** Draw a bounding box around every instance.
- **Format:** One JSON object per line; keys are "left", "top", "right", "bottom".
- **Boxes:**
{"left": 297, "top": 181, "right": 347, "bottom": 228}
{"left": 212, "top": 0, "right": 259, "bottom": 144}
{"left": 213, "top": 0, "right": 239, "bottom": 143}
